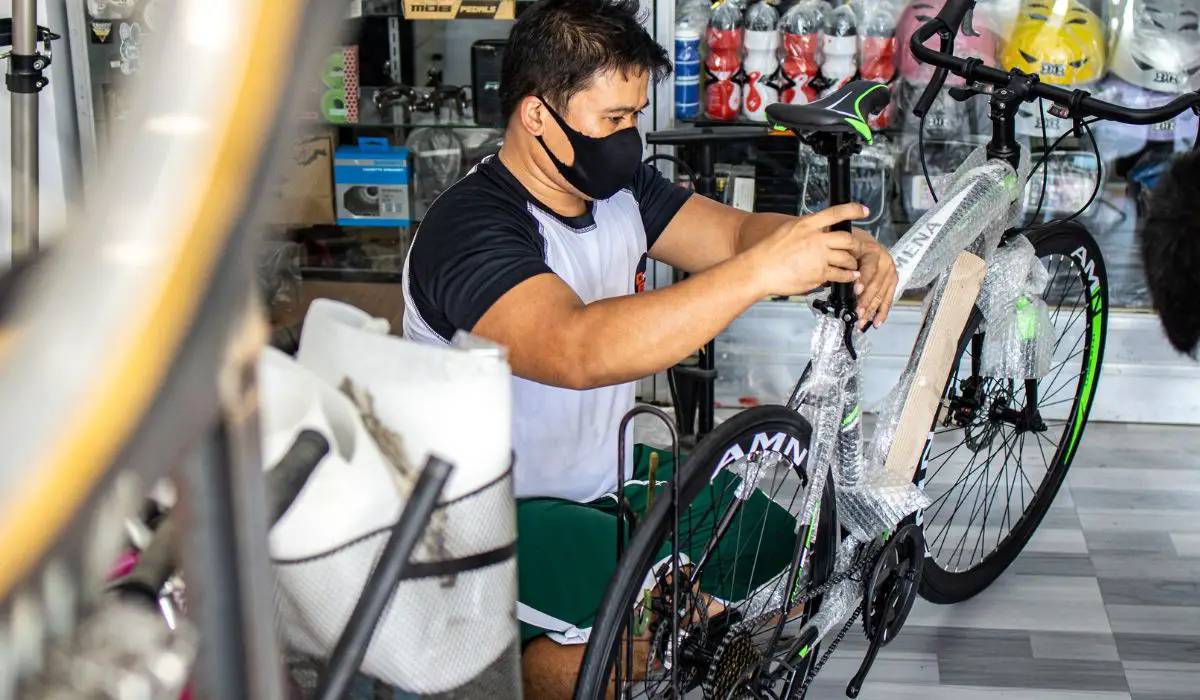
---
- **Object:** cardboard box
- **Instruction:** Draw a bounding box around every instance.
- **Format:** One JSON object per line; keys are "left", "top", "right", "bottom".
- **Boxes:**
{"left": 402, "top": 0, "right": 515, "bottom": 20}
{"left": 334, "top": 138, "right": 411, "bottom": 227}
{"left": 267, "top": 133, "right": 337, "bottom": 227}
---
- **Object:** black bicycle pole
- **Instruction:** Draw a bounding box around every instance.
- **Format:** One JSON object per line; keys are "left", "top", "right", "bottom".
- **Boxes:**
{"left": 827, "top": 140, "right": 857, "bottom": 314}
{"left": 311, "top": 456, "right": 453, "bottom": 700}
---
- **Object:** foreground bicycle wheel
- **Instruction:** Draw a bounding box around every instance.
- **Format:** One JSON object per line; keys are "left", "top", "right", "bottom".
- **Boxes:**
{"left": 574, "top": 406, "right": 836, "bottom": 699}
{"left": 916, "top": 222, "right": 1108, "bottom": 603}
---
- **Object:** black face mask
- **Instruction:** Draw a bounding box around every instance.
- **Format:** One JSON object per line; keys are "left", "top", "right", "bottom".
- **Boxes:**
{"left": 536, "top": 98, "right": 643, "bottom": 201}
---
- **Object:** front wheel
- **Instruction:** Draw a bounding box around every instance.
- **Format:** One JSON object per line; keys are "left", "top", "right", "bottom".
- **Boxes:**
{"left": 915, "top": 222, "right": 1108, "bottom": 604}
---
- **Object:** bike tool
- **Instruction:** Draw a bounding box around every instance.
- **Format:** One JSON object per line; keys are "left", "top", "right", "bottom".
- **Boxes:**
{"left": 644, "top": 125, "right": 772, "bottom": 448}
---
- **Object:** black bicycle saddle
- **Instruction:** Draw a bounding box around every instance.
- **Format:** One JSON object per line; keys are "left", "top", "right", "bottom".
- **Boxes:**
{"left": 765, "top": 80, "right": 891, "bottom": 140}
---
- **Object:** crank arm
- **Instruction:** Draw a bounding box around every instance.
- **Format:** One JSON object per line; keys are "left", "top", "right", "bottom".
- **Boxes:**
{"left": 845, "top": 587, "right": 899, "bottom": 698}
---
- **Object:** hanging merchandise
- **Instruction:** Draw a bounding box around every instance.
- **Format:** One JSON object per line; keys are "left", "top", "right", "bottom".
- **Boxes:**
{"left": 1109, "top": 0, "right": 1200, "bottom": 94}
{"left": 796, "top": 139, "right": 898, "bottom": 244}
{"left": 140, "top": 0, "right": 159, "bottom": 31}
{"left": 705, "top": 0, "right": 746, "bottom": 121}
{"left": 899, "top": 137, "right": 981, "bottom": 217}
{"left": 87, "top": 0, "right": 137, "bottom": 20}
{"left": 780, "top": 1, "right": 825, "bottom": 105}
{"left": 1023, "top": 150, "right": 1101, "bottom": 219}
{"left": 406, "top": 128, "right": 464, "bottom": 220}
{"left": 820, "top": 4, "right": 859, "bottom": 98}
{"left": 743, "top": 1, "right": 782, "bottom": 121}
{"left": 896, "top": 0, "right": 998, "bottom": 86}
{"left": 109, "top": 21, "right": 143, "bottom": 75}
{"left": 859, "top": 1, "right": 898, "bottom": 129}
{"left": 675, "top": 14, "right": 704, "bottom": 120}
{"left": 1093, "top": 76, "right": 1198, "bottom": 152}
{"left": 896, "top": 79, "right": 978, "bottom": 137}
{"left": 999, "top": 0, "right": 1106, "bottom": 86}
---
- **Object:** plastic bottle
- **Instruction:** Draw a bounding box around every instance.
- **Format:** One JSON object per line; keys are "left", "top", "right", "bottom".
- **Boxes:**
{"left": 675, "top": 15, "right": 704, "bottom": 119}
{"left": 860, "top": 3, "right": 896, "bottom": 128}
{"left": 705, "top": 0, "right": 745, "bottom": 121}
{"left": 821, "top": 4, "right": 859, "bottom": 98}
{"left": 742, "top": 1, "right": 781, "bottom": 120}
{"left": 781, "top": 1, "right": 824, "bottom": 105}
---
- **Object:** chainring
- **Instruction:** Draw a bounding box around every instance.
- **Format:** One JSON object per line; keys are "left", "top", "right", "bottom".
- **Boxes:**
{"left": 861, "top": 524, "right": 924, "bottom": 646}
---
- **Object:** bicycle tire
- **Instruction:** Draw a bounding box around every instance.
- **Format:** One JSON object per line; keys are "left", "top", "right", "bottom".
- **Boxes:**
{"left": 573, "top": 405, "right": 837, "bottom": 699}
{"left": 916, "top": 221, "right": 1108, "bottom": 603}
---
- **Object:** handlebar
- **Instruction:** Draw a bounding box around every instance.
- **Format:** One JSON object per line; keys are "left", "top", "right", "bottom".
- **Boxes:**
{"left": 910, "top": 0, "right": 1200, "bottom": 126}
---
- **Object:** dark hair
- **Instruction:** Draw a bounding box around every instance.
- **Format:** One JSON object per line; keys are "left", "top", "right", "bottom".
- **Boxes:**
{"left": 499, "top": 0, "right": 672, "bottom": 120}
{"left": 1142, "top": 149, "right": 1200, "bottom": 359}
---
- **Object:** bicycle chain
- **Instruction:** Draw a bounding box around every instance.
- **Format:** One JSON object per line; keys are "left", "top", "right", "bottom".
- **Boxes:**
{"left": 774, "top": 540, "right": 882, "bottom": 699}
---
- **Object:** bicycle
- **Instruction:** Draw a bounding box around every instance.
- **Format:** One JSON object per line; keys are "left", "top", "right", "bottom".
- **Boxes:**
{"left": 574, "top": 1, "right": 1200, "bottom": 697}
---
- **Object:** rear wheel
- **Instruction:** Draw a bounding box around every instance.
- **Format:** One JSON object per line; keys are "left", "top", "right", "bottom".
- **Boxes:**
{"left": 573, "top": 406, "right": 837, "bottom": 699}
{"left": 915, "top": 222, "right": 1107, "bottom": 604}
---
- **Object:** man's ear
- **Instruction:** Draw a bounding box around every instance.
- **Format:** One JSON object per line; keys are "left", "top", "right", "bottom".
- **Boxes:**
{"left": 517, "top": 96, "right": 548, "bottom": 137}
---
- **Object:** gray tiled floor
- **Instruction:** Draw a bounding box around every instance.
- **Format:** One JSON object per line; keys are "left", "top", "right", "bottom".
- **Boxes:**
{"left": 808, "top": 422, "right": 1200, "bottom": 700}
{"left": 635, "top": 416, "right": 1200, "bottom": 699}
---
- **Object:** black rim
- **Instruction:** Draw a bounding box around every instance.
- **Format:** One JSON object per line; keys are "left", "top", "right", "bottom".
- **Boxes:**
{"left": 919, "top": 234, "right": 1101, "bottom": 575}
{"left": 584, "top": 408, "right": 832, "bottom": 699}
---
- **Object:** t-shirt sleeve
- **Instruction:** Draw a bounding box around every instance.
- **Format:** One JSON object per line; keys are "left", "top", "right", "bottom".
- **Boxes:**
{"left": 410, "top": 218, "right": 553, "bottom": 339}
{"left": 628, "top": 161, "right": 693, "bottom": 249}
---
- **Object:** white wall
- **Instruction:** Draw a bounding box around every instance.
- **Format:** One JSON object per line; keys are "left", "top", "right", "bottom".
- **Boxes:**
{"left": 0, "top": 0, "right": 84, "bottom": 267}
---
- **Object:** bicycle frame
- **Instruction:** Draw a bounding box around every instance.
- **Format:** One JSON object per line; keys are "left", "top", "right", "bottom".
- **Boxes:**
{"left": 763, "top": 138, "right": 1030, "bottom": 669}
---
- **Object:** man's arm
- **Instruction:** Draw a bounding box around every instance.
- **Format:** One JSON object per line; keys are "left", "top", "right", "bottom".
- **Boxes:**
{"left": 650, "top": 192, "right": 894, "bottom": 328}
{"left": 648, "top": 194, "right": 794, "bottom": 274}
{"left": 473, "top": 205, "right": 867, "bottom": 390}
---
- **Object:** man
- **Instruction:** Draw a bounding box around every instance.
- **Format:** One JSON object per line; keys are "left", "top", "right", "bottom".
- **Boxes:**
{"left": 401, "top": 0, "right": 898, "bottom": 695}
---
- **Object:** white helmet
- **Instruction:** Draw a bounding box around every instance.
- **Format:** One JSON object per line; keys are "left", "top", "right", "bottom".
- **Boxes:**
{"left": 1110, "top": 0, "right": 1200, "bottom": 93}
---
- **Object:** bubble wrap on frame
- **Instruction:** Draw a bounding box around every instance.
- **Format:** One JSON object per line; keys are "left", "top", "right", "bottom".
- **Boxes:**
{"left": 976, "top": 234, "right": 1054, "bottom": 380}
{"left": 890, "top": 148, "right": 1027, "bottom": 295}
{"left": 800, "top": 536, "right": 866, "bottom": 641}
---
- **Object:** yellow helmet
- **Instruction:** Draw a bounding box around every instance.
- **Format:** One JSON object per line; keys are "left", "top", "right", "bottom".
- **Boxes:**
{"left": 1000, "top": 0, "right": 1107, "bottom": 86}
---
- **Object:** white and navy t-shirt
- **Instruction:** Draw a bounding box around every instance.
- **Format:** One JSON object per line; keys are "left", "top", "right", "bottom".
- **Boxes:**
{"left": 402, "top": 156, "right": 692, "bottom": 503}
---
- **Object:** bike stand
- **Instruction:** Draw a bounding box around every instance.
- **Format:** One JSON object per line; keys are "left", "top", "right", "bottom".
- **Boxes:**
{"left": 644, "top": 125, "right": 770, "bottom": 449}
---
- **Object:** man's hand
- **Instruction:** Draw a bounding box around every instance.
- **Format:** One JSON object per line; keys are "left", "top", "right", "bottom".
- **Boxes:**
{"left": 851, "top": 228, "right": 898, "bottom": 329}
{"left": 742, "top": 204, "right": 870, "bottom": 297}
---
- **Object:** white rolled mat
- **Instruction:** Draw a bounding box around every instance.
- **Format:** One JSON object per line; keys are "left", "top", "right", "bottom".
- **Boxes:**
{"left": 259, "top": 304, "right": 517, "bottom": 693}
{"left": 296, "top": 298, "right": 512, "bottom": 501}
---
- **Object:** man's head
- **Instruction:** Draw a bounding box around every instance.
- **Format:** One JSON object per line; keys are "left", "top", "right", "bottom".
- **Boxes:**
{"left": 499, "top": 0, "right": 671, "bottom": 200}
{"left": 1142, "top": 149, "right": 1200, "bottom": 359}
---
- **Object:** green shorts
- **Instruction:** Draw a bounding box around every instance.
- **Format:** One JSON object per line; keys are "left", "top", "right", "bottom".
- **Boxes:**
{"left": 516, "top": 444, "right": 798, "bottom": 645}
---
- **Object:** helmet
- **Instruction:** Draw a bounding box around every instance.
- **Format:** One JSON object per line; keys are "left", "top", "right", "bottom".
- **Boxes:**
{"left": 1000, "top": 0, "right": 1106, "bottom": 86}
{"left": 1110, "top": 0, "right": 1200, "bottom": 93}
{"left": 897, "top": 0, "right": 999, "bottom": 84}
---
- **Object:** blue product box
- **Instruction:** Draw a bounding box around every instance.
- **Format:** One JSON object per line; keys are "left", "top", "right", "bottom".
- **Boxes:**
{"left": 334, "top": 137, "right": 411, "bottom": 226}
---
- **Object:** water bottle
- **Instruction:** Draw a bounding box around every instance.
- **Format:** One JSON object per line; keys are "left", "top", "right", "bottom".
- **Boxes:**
{"left": 821, "top": 4, "right": 859, "bottom": 98}
{"left": 705, "top": 0, "right": 745, "bottom": 121}
{"left": 860, "top": 4, "right": 897, "bottom": 128}
{"left": 781, "top": 1, "right": 824, "bottom": 105}
{"left": 675, "top": 16, "right": 703, "bottom": 120}
{"left": 742, "top": 1, "right": 781, "bottom": 121}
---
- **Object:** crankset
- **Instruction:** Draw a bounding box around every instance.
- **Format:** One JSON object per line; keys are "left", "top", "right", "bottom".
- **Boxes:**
{"left": 845, "top": 525, "right": 924, "bottom": 698}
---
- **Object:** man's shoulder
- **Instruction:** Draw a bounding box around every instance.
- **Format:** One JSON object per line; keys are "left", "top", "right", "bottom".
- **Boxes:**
{"left": 412, "top": 162, "right": 541, "bottom": 259}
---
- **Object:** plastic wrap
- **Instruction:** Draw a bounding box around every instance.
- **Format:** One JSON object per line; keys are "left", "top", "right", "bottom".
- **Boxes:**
{"left": 977, "top": 235, "right": 1054, "bottom": 380}
{"left": 800, "top": 536, "right": 864, "bottom": 640}
{"left": 1110, "top": 0, "right": 1200, "bottom": 94}
{"left": 890, "top": 155, "right": 1022, "bottom": 296}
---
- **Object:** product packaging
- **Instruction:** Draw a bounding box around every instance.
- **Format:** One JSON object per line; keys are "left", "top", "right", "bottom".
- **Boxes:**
{"left": 334, "top": 138, "right": 411, "bottom": 226}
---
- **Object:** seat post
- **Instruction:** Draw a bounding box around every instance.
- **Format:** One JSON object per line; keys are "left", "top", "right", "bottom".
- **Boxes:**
{"left": 807, "top": 132, "right": 859, "bottom": 317}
